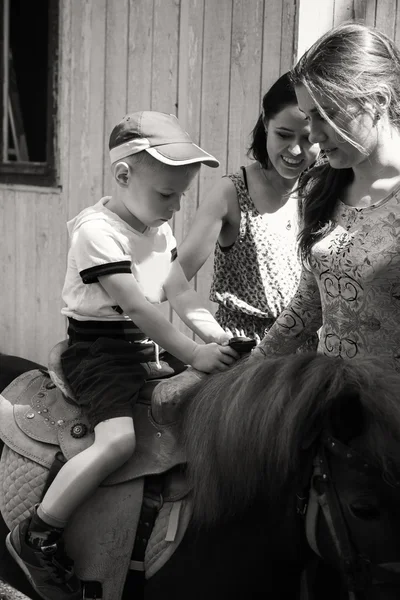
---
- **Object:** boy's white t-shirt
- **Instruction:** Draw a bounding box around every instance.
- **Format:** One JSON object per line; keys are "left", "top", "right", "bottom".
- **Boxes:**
{"left": 61, "top": 196, "right": 177, "bottom": 321}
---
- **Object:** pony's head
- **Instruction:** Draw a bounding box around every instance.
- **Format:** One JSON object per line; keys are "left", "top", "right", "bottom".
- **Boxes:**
{"left": 182, "top": 353, "right": 400, "bottom": 597}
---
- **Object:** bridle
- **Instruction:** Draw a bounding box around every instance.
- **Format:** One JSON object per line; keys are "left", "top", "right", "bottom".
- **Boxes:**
{"left": 297, "top": 430, "right": 400, "bottom": 598}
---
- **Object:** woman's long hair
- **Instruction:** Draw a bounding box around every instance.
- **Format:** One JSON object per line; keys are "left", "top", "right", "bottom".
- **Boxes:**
{"left": 182, "top": 353, "right": 400, "bottom": 526}
{"left": 291, "top": 22, "right": 400, "bottom": 263}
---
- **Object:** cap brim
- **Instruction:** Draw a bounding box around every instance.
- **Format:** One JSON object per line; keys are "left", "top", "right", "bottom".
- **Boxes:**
{"left": 146, "top": 143, "right": 219, "bottom": 168}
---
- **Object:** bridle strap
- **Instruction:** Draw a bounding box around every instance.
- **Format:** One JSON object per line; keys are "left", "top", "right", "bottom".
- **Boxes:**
{"left": 316, "top": 446, "right": 368, "bottom": 592}
{"left": 321, "top": 432, "right": 400, "bottom": 486}
{"left": 305, "top": 478, "right": 322, "bottom": 558}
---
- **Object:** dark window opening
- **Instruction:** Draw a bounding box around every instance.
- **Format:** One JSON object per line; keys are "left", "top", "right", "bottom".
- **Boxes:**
{"left": 0, "top": 0, "right": 59, "bottom": 186}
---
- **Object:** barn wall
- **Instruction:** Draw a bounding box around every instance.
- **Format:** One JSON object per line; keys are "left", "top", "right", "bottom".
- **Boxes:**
{"left": 1, "top": 0, "right": 395, "bottom": 363}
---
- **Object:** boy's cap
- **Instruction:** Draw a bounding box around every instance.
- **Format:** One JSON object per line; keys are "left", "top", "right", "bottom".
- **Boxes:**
{"left": 109, "top": 111, "right": 219, "bottom": 168}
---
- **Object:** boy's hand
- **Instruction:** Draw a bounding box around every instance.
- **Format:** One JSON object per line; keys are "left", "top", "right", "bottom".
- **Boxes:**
{"left": 190, "top": 343, "right": 239, "bottom": 373}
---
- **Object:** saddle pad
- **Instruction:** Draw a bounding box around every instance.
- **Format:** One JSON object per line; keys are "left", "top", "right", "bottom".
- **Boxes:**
{"left": 0, "top": 368, "right": 195, "bottom": 598}
{"left": 0, "top": 440, "right": 146, "bottom": 599}
{"left": 145, "top": 496, "right": 193, "bottom": 579}
{"left": 0, "top": 369, "right": 185, "bottom": 485}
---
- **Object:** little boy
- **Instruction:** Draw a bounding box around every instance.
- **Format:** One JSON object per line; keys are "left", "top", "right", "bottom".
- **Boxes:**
{"left": 6, "top": 111, "right": 239, "bottom": 600}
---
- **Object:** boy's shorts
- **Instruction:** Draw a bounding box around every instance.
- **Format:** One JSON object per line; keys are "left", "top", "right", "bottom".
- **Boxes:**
{"left": 61, "top": 337, "right": 186, "bottom": 430}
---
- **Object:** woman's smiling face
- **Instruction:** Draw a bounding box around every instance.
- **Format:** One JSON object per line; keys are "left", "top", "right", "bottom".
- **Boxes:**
{"left": 265, "top": 104, "right": 320, "bottom": 179}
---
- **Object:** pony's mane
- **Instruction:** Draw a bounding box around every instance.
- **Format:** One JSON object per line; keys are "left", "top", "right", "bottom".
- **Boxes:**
{"left": 182, "top": 353, "right": 400, "bottom": 525}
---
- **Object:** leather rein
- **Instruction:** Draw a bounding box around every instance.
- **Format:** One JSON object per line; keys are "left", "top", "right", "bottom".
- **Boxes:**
{"left": 297, "top": 430, "right": 400, "bottom": 597}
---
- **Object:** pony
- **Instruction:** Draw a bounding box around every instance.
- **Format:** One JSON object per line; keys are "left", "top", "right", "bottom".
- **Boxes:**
{"left": 0, "top": 353, "right": 308, "bottom": 600}
{"left": 180, "top": 352, "right": 400, "bottom": 600}
{"left": 2, "top": 351, "right": 400, "bottom": 599}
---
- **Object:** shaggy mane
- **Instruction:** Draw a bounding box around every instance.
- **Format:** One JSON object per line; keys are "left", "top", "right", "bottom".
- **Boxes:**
{"left": 182, "top": 353, "right": 400, "bottom": 526}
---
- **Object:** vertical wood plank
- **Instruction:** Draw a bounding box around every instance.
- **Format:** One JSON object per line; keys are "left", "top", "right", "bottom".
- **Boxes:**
{"left": 364, "top": 0, "right": 377, "bottom": 25}
{"left": 0, "top": 189, "right": 16, "bottom": 355}
{"left": 172, "top": 0, "right": 205, "bottom": 336}
{"left": 353, "top": 0, "right": 368, "bottom": 21}
{"left": 395, "top": 0, "right": 400, "bottom": 46}
{"left": 175, "top": 0, "right": 205, "bottom": 247}
{"left": 67, "top": 0, "right": 107, "bottom": 220}
{"left": 12, "top": 193, "right": 67, "bottom": 364}
{"left": 151, "top": 0, "right": 180, "bottom": 320}
{"left": 14, "top": 193, "right": 38, "bottom": 359}
{"left": 375, "top": 0, "right": 397, "bottom": 37}
{"left": 34, "top": 193, "right": 68, "bottom": 361}
{"left": 262, "top": 0, "right": 283, "bottom": 94}
{"left": 333, "top": 0, "right": 355, "bottom": 25}
{"left": 227, "top": 0, "right": 264, "bottom": 172}
{"left": 127, "top": 0, "right": 154, "bottom": 112}
{"left": 296, "top": 0, "right": 334, "bottom": 59}
{"left": 195, "top": 0, "right": 233, "bottom": 322}
{"left": 151, "top": 0, "right": 180, "bottom": 113}
{"left": 57, "top": 0, "right": 72, "bottom": 196}
{"left": 103, "top": 0, "right": 130, "bottom": 194}
{"left": 280, "top": 0, "right": 298, "bottom": 72}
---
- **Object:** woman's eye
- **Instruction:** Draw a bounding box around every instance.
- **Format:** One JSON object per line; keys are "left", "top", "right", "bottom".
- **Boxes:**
{"left": 277, "top": 132, "right": 291, "bottom": 139}
{"left": 160, "top": 193, "right": 172, "bottom": 198}
{"left": 318, "top": 111, "right": 336, "bottom": 122}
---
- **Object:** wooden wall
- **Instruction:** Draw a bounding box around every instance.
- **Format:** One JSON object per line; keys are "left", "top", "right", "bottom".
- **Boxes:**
{"left": 297, "top": 0, "right": 400, "bottom": 58}
{"left": 0, "top": 0, "right": 397, "bottom": 364}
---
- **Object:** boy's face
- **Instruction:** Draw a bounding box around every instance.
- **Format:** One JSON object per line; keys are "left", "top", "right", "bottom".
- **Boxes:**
{"left": 124, "top": 160, "right": 200, "bottom": 229}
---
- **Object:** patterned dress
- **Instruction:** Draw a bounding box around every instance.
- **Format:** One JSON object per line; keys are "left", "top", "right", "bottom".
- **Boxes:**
{"left": 258, "top": 183, "right": 400, "bottom": 372}
{"left": 209, "top": 169, "right": 316, "bottom": 350}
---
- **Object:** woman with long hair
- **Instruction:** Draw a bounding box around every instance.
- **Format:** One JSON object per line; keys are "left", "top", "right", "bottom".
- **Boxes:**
{"left": 178, "top": 72, "right": 319, "bottom": 342}
{"left": 252, "top": 22, "right": 400, "bottom": 372}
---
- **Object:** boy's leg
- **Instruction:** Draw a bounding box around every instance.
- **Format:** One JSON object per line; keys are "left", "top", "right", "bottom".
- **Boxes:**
{"left": 40, "top": 416, "right": 135, "bottom": 525}
{"left": 6, "top": 338, "right": 147, "bottom": 600}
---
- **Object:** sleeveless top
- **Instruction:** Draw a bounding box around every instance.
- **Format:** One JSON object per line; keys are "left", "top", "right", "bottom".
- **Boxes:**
{"left": 209, "top": 168, "right": 303, "bottom": 339}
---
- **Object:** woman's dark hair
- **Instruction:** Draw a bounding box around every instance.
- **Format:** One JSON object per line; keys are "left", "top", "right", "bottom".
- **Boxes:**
{"left": 248, "top": 72, "right": 297, "bottom": 169}
{"left": 291, "top": 22, "right": 400, "bottom": 263}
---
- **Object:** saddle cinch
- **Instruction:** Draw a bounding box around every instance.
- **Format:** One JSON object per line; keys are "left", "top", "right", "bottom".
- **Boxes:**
{"left": 0, "top": 341, "right": 207, "bottom": 600}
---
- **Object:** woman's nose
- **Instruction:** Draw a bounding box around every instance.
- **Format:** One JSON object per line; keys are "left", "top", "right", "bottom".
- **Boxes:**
{"left": 308, "top": 125, "right": 326, "bottom": 144}
{"left": 289, "top": 143, "right": 302, "bottom": 156}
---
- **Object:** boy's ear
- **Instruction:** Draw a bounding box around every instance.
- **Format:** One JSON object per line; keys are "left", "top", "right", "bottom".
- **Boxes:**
{"left": 114, "top": 161, "right": 130, "bottom": 187}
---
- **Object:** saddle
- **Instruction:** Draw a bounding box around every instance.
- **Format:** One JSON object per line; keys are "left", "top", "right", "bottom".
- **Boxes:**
{"left": 0, "top": 342, "right": 207, "bottom": 599}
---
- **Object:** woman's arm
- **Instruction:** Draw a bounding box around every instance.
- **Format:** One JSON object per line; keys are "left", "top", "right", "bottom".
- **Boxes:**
{"left": 178, "top": 177, "right": 236, "bottom": 281}
{"left": 251, "top": 266, "right": 323, "bottom": 359}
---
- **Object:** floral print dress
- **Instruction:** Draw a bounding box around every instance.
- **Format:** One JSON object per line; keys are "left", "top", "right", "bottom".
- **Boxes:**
{"left": 209, "top": 169, "right": 313, "bottom": 344}
{"left": 258, "top": 183, "right": 400, "bottom": 372}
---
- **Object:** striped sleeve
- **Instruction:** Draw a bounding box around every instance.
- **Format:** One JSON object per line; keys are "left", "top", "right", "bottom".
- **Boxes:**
{"left": 80, "top": 261, "right": 132, "bottom": 283}
{"left": 72, "top": 220, "right": 132, "bottom": 284}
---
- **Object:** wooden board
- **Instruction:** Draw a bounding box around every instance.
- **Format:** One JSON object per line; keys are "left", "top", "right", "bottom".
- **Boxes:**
{"left": 103, "top": 0, "right": 129, "bottom": 194}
